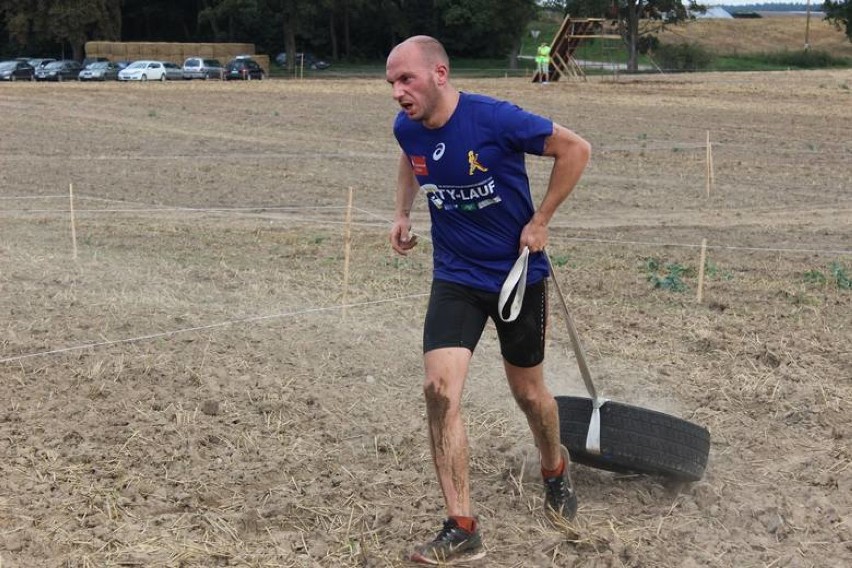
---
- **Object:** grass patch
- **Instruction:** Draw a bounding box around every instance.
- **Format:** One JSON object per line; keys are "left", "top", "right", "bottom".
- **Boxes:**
{"left": 802, "top": 262, "right": 852, "bottom": 289}
{"left": 643, "top": 257, "right": 693, "bottom": 292}
{"left": 711, "top": 49, "right": 850, "bottom": 71}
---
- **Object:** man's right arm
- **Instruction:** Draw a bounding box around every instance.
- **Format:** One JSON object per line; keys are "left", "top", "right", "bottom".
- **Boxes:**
{"left": 390, "top": 152, "right": 420, "bottom": 255}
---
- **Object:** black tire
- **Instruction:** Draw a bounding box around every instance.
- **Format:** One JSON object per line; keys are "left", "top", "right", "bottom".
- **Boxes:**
{"left": 557, "top": 396, "right": 710, "bottom": 482}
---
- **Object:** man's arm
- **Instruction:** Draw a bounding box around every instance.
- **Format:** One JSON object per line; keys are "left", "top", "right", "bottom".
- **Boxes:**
{"left": 520, "top": 123, "right": 591, "bottom": 252}
{"left": 390, "top": 152, "right": 421, "bottom": 255}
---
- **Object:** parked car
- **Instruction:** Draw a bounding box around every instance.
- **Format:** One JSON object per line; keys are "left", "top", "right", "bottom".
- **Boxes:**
{"left": 27, "top": 58, "right": 56, "bottom": 73}
{"left": 0, "top": 60, "right": 35, "bottom": 81}
{"left": 224, "top": 57, "right": 265, "bottom": 80}
{"left": 275, "top": 52, "right": 330, "bottom": 70}
{"left": 162, "top": 61, "right": 184, "bottom": 80}
{"left": 81, "top": 56, "right": 109, "bottom": 68}
{"left": 182, "top": 57, "right": 223, "bottom": 80}
{"left": 35, "top": 60, "right": 82, "bottom": 82}
{"left": 118, "top": 60, "right": 167, "bottom": 81}
{"left": 78, "top": 61, "right": 120, "bottom": 81}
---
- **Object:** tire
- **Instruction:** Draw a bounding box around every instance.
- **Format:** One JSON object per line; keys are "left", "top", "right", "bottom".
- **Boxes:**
{"left": 57, "top": 74, "right": 63, "bottom": 83}
{"left": 141, "top": 74, "right": 148, "bottom": 82}
{"left": 159, "top": 73, "right": 166, "bottom": 82}
{"left": 10, "top": 75, "right": 15, "bottom": 82}
{"left": 557, "top": 396, "right": 710, "bottom": 482}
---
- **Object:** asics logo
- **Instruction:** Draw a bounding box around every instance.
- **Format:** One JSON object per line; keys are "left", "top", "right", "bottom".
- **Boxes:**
{"left": 432, "top": 142, "right": 446, "bottom": 161}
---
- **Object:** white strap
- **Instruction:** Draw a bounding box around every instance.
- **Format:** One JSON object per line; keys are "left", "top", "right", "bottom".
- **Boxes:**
{"left": 498, "top": 247, "right": 529, "bottom": 322}
{"left": 584, "top": 397, "right": 609, "bottom": 455}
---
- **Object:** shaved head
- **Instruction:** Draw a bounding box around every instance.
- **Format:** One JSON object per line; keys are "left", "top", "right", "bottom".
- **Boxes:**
{"left": 389, "top": 35, "right": 449, "bottom": 70}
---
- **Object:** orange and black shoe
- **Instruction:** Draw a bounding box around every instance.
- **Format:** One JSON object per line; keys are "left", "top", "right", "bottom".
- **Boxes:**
{"left": 543, "top": 445, "right": 578, "bottom": 520}
{"left": 409, "top": 518, "right": 485, "bottom": 565}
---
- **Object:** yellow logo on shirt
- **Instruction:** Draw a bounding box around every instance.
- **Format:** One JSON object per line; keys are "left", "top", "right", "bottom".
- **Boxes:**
{"left": 467, "top": 150, "right": 488, "bottom": 175}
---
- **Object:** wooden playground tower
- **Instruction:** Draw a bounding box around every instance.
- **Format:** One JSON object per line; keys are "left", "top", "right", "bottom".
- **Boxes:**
{"left": 533, "top": 16, "right": 622, "bottom": 82}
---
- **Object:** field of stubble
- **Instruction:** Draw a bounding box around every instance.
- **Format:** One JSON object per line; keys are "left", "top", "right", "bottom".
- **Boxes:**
{"left": 1, "top": 70, "right": 850, "bottom": 567}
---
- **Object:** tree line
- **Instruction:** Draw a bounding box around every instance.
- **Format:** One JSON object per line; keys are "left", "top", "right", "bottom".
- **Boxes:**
{"left": 1, "top": 0, "right": 847, "bottom": 70}
{"left": 0, "top": 0, "right": 538, "bottom": 66}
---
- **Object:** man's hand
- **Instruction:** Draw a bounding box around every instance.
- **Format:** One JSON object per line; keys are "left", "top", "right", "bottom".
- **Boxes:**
{"left": 519, "top": 214, "right": 548, "bottom": 253}
{"left": 390, "top": 218, "right": 419, "bottom": 255}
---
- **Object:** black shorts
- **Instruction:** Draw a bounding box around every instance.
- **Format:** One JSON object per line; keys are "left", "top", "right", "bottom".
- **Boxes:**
{"left": 423, "top": 279, "right": 548, "bottom": 368}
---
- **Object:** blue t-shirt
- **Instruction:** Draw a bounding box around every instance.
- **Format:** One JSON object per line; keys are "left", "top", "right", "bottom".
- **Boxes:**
{"left": 393, "top": 92, "right": 553, "bottom": 292}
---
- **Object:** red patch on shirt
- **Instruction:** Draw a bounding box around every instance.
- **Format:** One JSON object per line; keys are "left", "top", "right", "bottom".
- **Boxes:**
{"left": 410, "top": 155, "right": 429, "bottom": 176}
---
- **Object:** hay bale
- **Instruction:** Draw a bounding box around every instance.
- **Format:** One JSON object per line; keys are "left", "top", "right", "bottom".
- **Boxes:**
{"left": 85, "top": 41, "right": 106, "bottom": 57}
{"left": 111, "top": 43, "right": 127, "bottom": 59}
{"left": 253, "top": 54, "right": 270, "bottom": 75}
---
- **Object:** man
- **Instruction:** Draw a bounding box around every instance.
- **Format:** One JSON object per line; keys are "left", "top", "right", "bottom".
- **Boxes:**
{"left": 536, "top": 41, "right": 551, "bottom": 83}
{"left": 386, "top": 35, "right": 591, "bottom": 565}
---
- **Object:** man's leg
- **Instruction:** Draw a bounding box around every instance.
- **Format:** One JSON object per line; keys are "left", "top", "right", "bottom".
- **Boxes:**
{"left": 505, "top": 360, "right": 578, "bottom": 520}
{"left": 423, "top": 347, "right": 473, "bottom": 517}
{"left": 504, "top": 361, "right": 562, "bottom": 470}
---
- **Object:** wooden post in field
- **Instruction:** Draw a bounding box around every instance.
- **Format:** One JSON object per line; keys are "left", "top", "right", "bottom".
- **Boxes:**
{"left": 697, "top": 238, "right": 707, "bottom": 304}
{"left": 705, "top": 131, "right": 714, "bottom": 197}
{"left": 69, "top": 183, "right": 78, "bottom": 260}
{"left": 342, "top": 186, "right": 354, "bottom": 318}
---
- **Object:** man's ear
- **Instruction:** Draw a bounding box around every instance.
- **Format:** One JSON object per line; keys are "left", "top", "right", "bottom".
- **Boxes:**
{"left": 434, "top": 63, "right": 449, "bottom": 86}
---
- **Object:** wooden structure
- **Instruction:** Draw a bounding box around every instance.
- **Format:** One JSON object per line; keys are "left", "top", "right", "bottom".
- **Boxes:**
{"left": 533, "top": 17, "right": 622, "bottom": 82}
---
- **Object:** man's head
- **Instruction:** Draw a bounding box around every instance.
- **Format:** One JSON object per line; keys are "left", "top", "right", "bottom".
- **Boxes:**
{"left": 386, "top": 35, "right": 455, "bottom": 128}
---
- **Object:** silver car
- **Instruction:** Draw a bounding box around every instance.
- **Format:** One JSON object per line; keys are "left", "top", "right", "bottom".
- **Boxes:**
{"left": 78, "top": 61, "right": 120, "bottom": 81}
{"left": 182, "top": 57, "right": 224, "bottom": 80}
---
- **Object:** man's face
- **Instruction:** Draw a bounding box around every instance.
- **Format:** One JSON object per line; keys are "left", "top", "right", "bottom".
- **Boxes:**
{"left": 386, "top": 44, "right": 441, "bottom": 124}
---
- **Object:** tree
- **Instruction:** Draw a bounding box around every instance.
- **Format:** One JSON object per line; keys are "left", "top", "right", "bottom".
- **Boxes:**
{"left": 546, "top": 1, "right": 704, "bottom": 72}
{"left": 0, "top": 0, "right": 121, "bottom": 60}
{"left": 615, "top": 0, "right": 706, "bottom": 72}
{"left": 437, "top": 0, "right": 537, "bottom": 58}
{"left": 824, "top": 0, "right": 851, "bottom": 41}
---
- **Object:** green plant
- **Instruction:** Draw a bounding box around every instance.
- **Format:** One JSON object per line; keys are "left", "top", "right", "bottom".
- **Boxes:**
{"left": 803, "top": 263, "right": 851, "bottom": 289}
{"left": 643, "top": 257, "right": 691, "bottom": 292}
{"left": 705, "top": 260, "right": 733, "bottom": 281}
{"left": 549, "top": 254, "right": 571, "bottom": 268}
{"left": 803, "top": 269, "right": 827, "bottom": 285}
{"left": 830, "top": 262, "right": 852, "bottom": 290}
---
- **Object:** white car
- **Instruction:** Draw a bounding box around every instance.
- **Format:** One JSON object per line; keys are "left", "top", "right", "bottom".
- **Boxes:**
{"left": 118, "top": 60, "right": 167, "bottom": 81}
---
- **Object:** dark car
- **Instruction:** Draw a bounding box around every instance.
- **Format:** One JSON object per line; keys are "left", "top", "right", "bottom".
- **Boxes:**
{"left": 27, "top": 58, "right": 57, "bottom": 74}
{"left": 275, "top": 52, "right": 330, "bottom": 70}
{"left": 0, "top": 60, "right": 35, "bottom": 81}
{"left": 78, "top": 61, "right": 120, "bottom": 81}
{"left": 224, "top": 58, "right": 265, "bottom": 80}
{"left": 35, "top": 60, "right": 82, "bottom": 82}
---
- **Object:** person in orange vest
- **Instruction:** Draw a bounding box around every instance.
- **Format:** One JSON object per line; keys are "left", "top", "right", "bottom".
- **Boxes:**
{"left": 535, "top": 42, "right": 551, "bottom": 83}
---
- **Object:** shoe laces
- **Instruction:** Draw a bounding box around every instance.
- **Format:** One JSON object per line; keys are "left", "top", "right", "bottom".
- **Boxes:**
{"left": 545, "top": 475, "right": 572, "bottom": 500}
{"left": 434, "top": 519, "right": 466, "bottom": 542}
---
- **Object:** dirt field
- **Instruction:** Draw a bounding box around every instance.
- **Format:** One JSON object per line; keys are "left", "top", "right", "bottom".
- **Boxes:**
{"left": 655, "top": 13, "right": 852, "bottom": 58}
{"left": 1, "top": 70, "right": 850, "bottom": 567}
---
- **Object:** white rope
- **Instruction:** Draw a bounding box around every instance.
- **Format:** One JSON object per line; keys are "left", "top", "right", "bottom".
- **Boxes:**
{"left": 0, "top": 293, "right": 428, "bottom": 365}
{"left": 0, "top": 205, "right": 348, "bottom": 214}
{"left": 549, "top": 234, "right": 852, "bottom": 256}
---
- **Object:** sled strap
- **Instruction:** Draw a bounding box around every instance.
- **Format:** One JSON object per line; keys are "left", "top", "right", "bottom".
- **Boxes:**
{"left": 545, "top": 251, "right": 607, "bottom": 455}
{"left": 585, "top": 397, "right": 609, "bottom": 455}
{"left": 498, "top": 247, "right": 529, "bottom": 322}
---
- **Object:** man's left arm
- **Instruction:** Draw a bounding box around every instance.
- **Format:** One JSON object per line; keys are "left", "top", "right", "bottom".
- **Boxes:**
{"left": 519, "top": 123, "right": 591, "bottom": 252}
